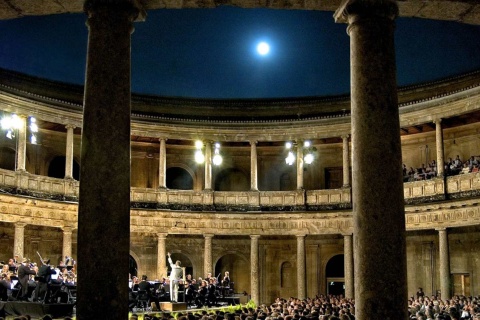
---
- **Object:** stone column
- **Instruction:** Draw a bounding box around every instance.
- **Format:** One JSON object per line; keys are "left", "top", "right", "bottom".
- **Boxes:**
{"left": 62, "top": 227, "right": 73, "bottom": 260}
{"left": 250, "top": 235, "right": 260, "bottom": 304}
{"left": 296, "top": 142, "right": 304, "bottom": 189}
{"left": 157, "top": 233, "right": 167, "bottom": 279}
{"left": 250, "top": 140, "right": 258, "bottom": 191}
{"left": 204, "top": 234, "right": 213, "bottom": 276}
{"left": 205, "top": 142, "right": 212, "bottom": 190}
{"left": 435, "top": 119, "right": 445, "bottom": 177}
{"left": 344, "top": 233, "right": 354, "bottom": 299}
{"left": 16, "top": 116, "right": 27, "bottom": 172}
{"left": 334, "top": 2, "right": 407, "bottom": 320}
{"left": 438, "top": 228, "right": 451, "bottom": 299}
{"left": 65, "top": 124, "right": 76, "bottom": 179}
{"left": 77, "top": 2, "right": 142, "bottom": 319}
{"left": 13, "top": 223, "right": 26, "bottom": 258}
{"left": 158, "top": 138, "right": 167, "bottom": 189}
{"left": 296, "top": 235, "right": 306, "bottom": 300}
{"left": 342, "top": 135, "right": 351, "bottom": 187}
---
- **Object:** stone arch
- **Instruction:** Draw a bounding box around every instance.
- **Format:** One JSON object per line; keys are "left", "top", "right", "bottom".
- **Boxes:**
{"left": 325, "top": 254, "right": 345, "bottom": 296}
{"left": 166, "top": 166, "right": 194, "bottom": 190}
{"left": 130, "top": 250, "right": 141, "bottom": 277}
{"left": 213, "top": 252, "right": 249, "bottom": 295}
{"left": 214, "top": 167, "right": 249, "bottom": 191}
{"left": 0, "top": 146, "right": 16, "bottom": 170}
{"left": 168, "top": 251, "right": 195, "bottom": 279}
{"left": 47, "top": 155, "right": 80, "bottom": 180}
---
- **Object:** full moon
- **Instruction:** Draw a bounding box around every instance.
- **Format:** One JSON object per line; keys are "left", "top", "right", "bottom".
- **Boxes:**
{"left": 257, "top": 42, "right": 270, "bottom": 55}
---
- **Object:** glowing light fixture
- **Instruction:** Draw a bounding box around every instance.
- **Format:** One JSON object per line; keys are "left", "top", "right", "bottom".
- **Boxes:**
{"left": 285, "top": 150, "right": 295, "bottom": 166}
{"left": 194, "top": 140, "right": 205, "bottom": 164}
{"left": 1, "top": 114, "right": 23, "bottom": 139}
{"left": 285, "top": 140, "right": 317, "bottom": 166}
{"left": 212, "top": 142, "right": 223, "bottom": 166}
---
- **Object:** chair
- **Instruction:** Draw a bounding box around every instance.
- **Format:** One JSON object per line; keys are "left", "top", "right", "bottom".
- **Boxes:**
{"left": 135, "top": 290, "right": 151, "bottom": 312}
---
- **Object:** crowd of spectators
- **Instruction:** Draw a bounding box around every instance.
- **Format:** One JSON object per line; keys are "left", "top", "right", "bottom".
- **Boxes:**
{"left": 403, "top": 155, "right": 480, "bottom": 182}
{"left": 128, "top": 294, "right": 480, "bottom": 320}
{"left": 2, "top": 293, "right": 480, "bottom": 320}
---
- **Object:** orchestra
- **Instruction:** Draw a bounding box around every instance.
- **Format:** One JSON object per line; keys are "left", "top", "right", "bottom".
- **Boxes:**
{"left": 0, "top": 254, "right": 77, "bottom": 303}
{"left": 2, "top": 253, "right": 233, "bottom": 310}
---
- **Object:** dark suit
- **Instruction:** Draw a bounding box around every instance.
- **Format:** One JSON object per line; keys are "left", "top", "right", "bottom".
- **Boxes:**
{"left": 0, "top": 279, "right": 10, "bottom": 301}
{"left": 34, "top": 264, "right": 56, "bottom": 302}
{"left": 17, "top": 264, "right": 36, "bottom": 299}
{"left": 138, "top": 280, "right": 160, "bottom": 310}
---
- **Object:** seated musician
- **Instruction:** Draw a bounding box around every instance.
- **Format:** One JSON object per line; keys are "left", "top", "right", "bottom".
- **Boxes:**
{"left": 195, "top": 280, "right": 208, "bottom": 307}
{"left": 138, "top": 275, "right": 160, "bottom": 311}
{"left": 0, "top": 273, "right": 13, "bottom": 301}
{"left": 185, "top": 280, "right": 197, "bottom": 306}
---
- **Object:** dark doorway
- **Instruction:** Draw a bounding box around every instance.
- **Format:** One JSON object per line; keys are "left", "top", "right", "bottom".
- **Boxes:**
{"left": 326, "top": 254, "right": 345, "bottom": 296}
{"left": 166, "top": 167, "right": 193, "bottom": 190}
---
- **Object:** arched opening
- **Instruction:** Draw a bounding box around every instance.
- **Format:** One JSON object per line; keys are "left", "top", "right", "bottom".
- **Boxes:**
{"left": 214, "top": 168, "right": 249, "bottom": 191}
{"left": 280, "top": 171, "right": 294, "bottom": 191}
{"left": 326, "top": 254, "right": 345, "bottom": 296}
{"left": 0, "top": 147, "right": 15, "bottom": 170}
{"left": 129, "top": 255, "right": 138, "bottom": 278}
{"left": 166, "top": 167, "right": 193, "bottom": 190}
{"left": 168, "top": 252, "right": 193, "bottom": 280}
{"left": 280, "top": 261, "right": 294, "bottom": 288}
{"left": 214, "top": 253, "right": 249, "bottom": 296}
{"left": 48, "top": 156, "right": 80, "bottom": 180}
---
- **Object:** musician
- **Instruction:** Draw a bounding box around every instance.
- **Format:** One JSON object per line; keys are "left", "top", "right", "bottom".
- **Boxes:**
{"left": 167, "top": 252, "right": 182, "bottom": 302}
{"left": 0, "top": 273, "right": 12, "bottom": 301}
{"left": 7, "top": 259, "right": 17, "bottom": 274}
{"left": 185, "top": 280, "right": 196, "bottom": 306}
{"left": 137, "top": 275, "right": 160, "bottom": 311}
{"left": 222, "top": 271, "right": 230, "bottom": 287}
{"left": 17, "top": 258, "right": 37, "bottom": 300}
{"left": 195, "top": 280, "right": 208, "bottom": 307}
{"left": 34, "top": 258, "right": 56, "bottom": 303}
{"left": 207, "top": 277, "right": 217, "bottom": 307}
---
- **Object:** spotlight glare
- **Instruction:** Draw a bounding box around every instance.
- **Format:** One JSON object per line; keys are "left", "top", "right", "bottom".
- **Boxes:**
{"left": 285, "top": 151, "right": 295, "bottom": 166}
{"left": 195, "top": 150, "right": 205, "bottom": 163}
{"left": 285, "top": 142, "right": 292, "bottom": 149}
{"left": 195, "top": 140, "right": 203, "bottom": 149}
{"left": 304, "top": 153, "right": 314, "bottom": 165}
{"left": 257, "top": 42, "right": 270, "bottom": 55}
{"left": 304, "top": 140, "right": 311, "bottom": 148}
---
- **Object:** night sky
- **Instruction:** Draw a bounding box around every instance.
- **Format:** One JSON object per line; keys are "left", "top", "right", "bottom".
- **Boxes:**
{"left": 1, "top": 6, "right": 480, "bottom": 99}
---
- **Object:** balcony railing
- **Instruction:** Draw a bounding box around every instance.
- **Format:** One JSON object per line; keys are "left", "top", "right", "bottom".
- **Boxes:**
{"left": 1, "top": 168, "right": 479, "bottom": 211}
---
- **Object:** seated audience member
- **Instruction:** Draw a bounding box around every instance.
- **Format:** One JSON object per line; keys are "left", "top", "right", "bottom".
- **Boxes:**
{"left": 461, "top": 163, "right": 471, "bottom": 174}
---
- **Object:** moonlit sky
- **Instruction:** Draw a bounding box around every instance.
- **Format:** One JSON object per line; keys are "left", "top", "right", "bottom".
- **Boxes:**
{"left": 1, "top": 6, "right": 480, "bottom": 99}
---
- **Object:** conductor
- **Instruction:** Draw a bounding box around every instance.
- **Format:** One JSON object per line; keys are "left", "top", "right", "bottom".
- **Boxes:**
{"left": 167, "top": 252, "right": 182, "bottom": 302}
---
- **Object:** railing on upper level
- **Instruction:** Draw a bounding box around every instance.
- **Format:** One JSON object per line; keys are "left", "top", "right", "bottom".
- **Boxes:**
{"left": 1, "top": 168, "right": 479, "bottom": 211}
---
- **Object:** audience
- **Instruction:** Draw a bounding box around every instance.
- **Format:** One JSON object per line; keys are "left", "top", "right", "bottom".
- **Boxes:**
{"left": 403, "top": 155, "right": 480, "bottom": 182}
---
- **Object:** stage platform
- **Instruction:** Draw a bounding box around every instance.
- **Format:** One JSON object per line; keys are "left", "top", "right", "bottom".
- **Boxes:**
{"left": 160, "top": 302, "right": 187, "bottom": 311}
{"left": 0, "top": 301, "right": 74, "bottom": 318}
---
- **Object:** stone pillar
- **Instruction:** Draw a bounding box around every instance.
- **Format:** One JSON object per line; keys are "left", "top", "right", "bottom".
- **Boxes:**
{"left": 438, "top": 228, "right": 451, "bottom": 299}
{"left": 342, "top": 135, "right": 351, "bottom": 187}
{"left": 62, "top": 227, "right": 73, "bottom": 260}
{"left": 65, "top": 124, "right": 76, "bottom": 179}
{"left": 77, "top": 2, "right": 142, "bottom": 319}
{"left": 250, "top": 235, "right": 260, "bottom": 304}
{"left": 157, "top": 233, "right": 167, "bottom": 279}
{"left": 435, "top": 119, "right": 445, "bottom": 177}
{"left": 204, "top": 234, "right": 213, "bottom": 276}
{"left": 334, "top": 1, "right": 407, "bottom": 320}
{"left": 205, "top": 142, "right": 212, "bottom": 190}
{"left": 16, "top": 116, "right": 27, "bottom": 172}
{"left": 296, "top": 142, "right": 304, "bottom": 189}
{"left": 344, "top": 233, "right": 354, "bottom": 299}
{"left": 158, "top": 138, "right": 167, "bottom": 189}
{"left": 13, "top": 223, "right": 26, "bottom": 258}
{"left": 296, "top": 235, "right": 306, "bottom": 300}
{"left": 250, "top": 140, "right": 258, "bottom": 191}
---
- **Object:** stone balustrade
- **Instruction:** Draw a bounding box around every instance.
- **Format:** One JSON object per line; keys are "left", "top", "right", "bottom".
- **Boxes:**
{"left": 2, "top": 168, "right": 480, "bottom": 211}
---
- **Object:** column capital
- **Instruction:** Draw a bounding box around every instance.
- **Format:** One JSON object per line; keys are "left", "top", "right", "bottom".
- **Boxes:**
{"left": 341, "top": 134, "right": 350, "bottom": 140}
{"left": 65, "top": 124, "right": 76, "bottom": 130}
{"left": 84, "top": 0, "right": 146, "bottom": 22}
{"left": 341, "top": 232, "right": 354, "bottom": 237}
{"left": 158, "top": 137, "right": 168, "bottom": 142}
{"left": 250, "top": 235, "right": 261, "bottom": 240}
{"left": 204, "top": 234, "right": 214, "bottom": 239}
{"left": 249, "top": 140, "right": 258, "bottom": 145}
{"left": 61, "top": 226, "right": 73, "bottom": 233}
{"left": 436, "top": 227, "right": 448, "bottom": 232}
{"left": 434, "top": 118, "right": 443, "bottom": 125}
{"left": 15, "top": 222, "right": 27, "bottom": 228}
{"left": 296, "top": 234, "right": 306, "bottom": 239}
{"left": 157, "top": 233, "right": 168, "bottom": 240}
{"left": 334, "top": 0, "right": 398, "bottom": 24}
